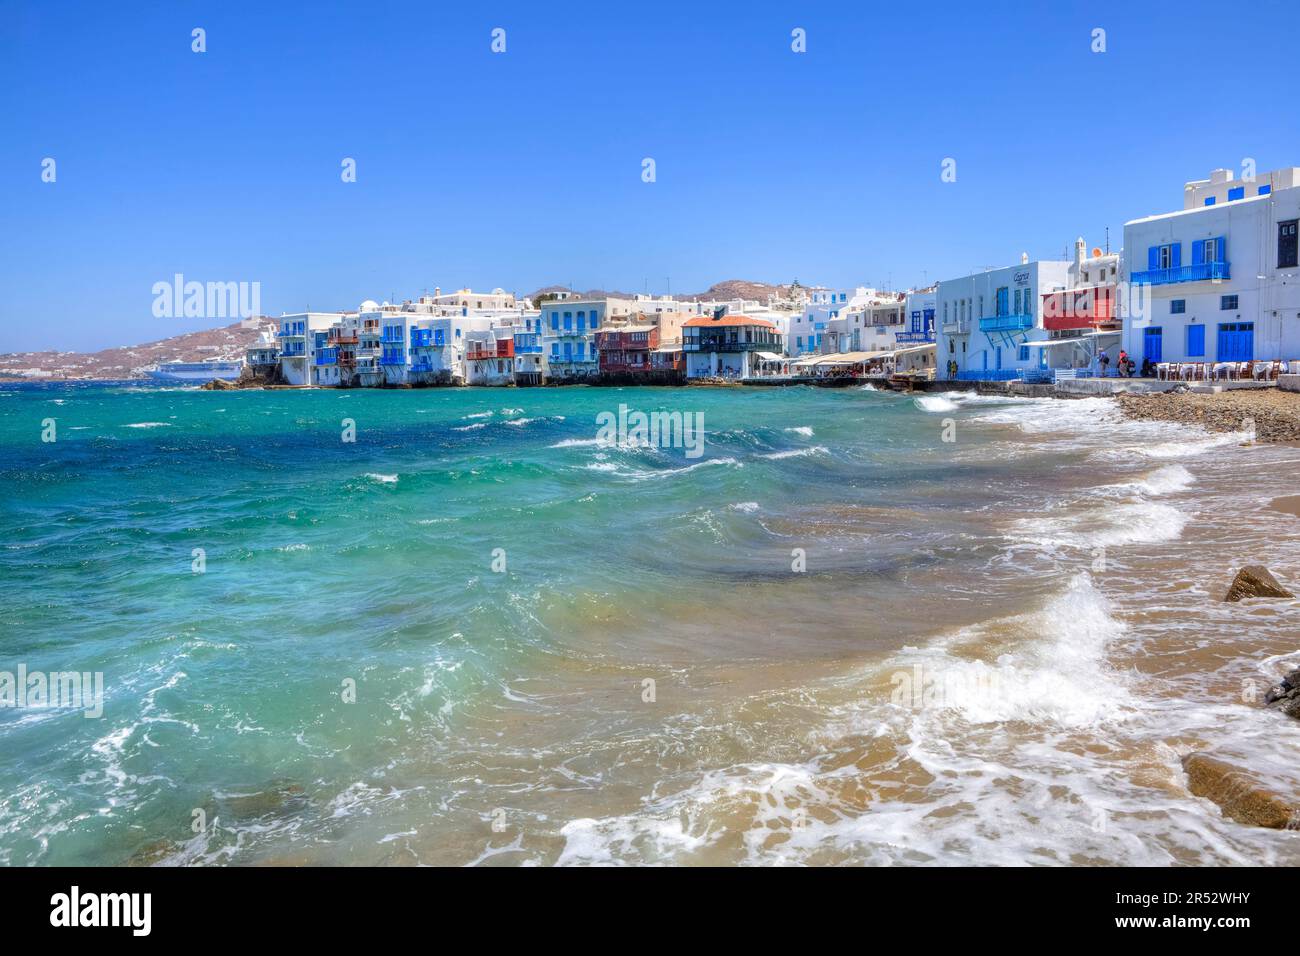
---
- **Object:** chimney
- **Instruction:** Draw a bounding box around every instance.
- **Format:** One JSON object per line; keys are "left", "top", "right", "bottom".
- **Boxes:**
{"left": 1210, "top": 168, "right": 1233, "bottom": 185}
{"left": 1075, "top": 237, "right": 1086, "bottom": 267}
{"left": 1020, "top": 252, "right": 1029, "bottom": 265}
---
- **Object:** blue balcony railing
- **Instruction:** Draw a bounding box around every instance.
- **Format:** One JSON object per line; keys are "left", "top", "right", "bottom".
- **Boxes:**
{"left": 895, "top": 330, "right": 935, "bottom": 343}
{"left": 410, "top": 330, "right": 433, "bottom": 347}
{"left": 956, "top": 369, "right": 1024, "bottom": 382}
{"left": 1129, "top": 261, "right": 1230, "bottom": 286}
{"left": 978, "top": 313, "right": 1034, "bottom": 333}
{"left": 410, "top": 360, "right": 434, "bottom": 373}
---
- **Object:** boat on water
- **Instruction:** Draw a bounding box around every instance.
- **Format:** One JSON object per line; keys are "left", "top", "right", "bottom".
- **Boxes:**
{"left": 144, "top": 360, "right": 244, "bottom": 383}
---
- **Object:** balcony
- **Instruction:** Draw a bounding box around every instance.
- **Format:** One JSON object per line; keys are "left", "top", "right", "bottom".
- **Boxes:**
{"left": 329, "top": 333, "right": 359, "bottom": 345}
{"left": 1129, "top": 261, "right": 1230, "bottom": 286}
{"left": 941, "top": 319, "right": 970, "bottom": 335}
{"left": 410, "top": 330, "right": 434, "bottom": 348}
{"left": 1042, "top": 287, "right": 1118, "bottom": 332}
{"left": 978, "top": 313, "right": 1033, "bottom": 333}
{"left": 895, "top": 330, "right": 935, "bottom": 344}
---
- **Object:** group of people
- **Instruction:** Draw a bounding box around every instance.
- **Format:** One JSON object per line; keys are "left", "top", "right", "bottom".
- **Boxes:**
{"left": 1097, "top": 349, "right": 1153, "bottom": 378}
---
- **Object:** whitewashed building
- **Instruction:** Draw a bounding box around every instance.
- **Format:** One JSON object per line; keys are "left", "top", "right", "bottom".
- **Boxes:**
{"left": 936, "top": 257, "right": 1071, "bottom": 380}
{"left": 277, "top": 312, "right": 347, "bottom": 385}
{"left": 1122, "top": 166, "right": 1300, "bottom": 366}
{"left": 541, "top": 296, "right": 635, "bottom": 381}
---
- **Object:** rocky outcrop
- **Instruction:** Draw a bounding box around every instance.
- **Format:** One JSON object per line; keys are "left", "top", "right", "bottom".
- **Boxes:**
{"left": 1223, "top": 565, "right": 1294, "bottom": 602}
{"left": 1182, "top": 752, "right": 1300, "bottom": 829}
{"left": 1265, "top": 668, "right": 1300, "bottom": 720}
{"left": 200, "top": 377, "right": 241, "bottom": 390}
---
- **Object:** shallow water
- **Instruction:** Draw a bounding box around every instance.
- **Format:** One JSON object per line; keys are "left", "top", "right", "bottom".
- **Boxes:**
{"left": 1, "top": 382, "right": 1298, "bottom": 865}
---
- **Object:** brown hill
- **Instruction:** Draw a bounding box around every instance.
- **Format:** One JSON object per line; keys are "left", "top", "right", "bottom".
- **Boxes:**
{"left": 0, "top": 320, "right": 274, "bottom": 381}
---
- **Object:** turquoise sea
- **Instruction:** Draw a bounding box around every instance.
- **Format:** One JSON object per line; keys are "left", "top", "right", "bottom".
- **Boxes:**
{"left": 3, "top": 382, "right": 1300, "bottom": 865}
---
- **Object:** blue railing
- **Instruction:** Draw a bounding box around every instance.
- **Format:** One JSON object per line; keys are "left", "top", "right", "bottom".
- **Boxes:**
{"left": 1129, "top": 261, "right": 1230, "bottom": 286}
{"left": 956, "top": 369, "right": 1024, "bottom": 382}
{"left": 895, "top": 331, "right": 935, "bottom": 343}
{"left": 410, "top": 360, "right": 434, "bottom": 373}
{"left": 410, "top": 330, "right": 433, "bottom": 347}
{"left": 280, "top": 344, "right": 304, "bottom": 356}
{"left": 978, "top": 314, "right": 1033, "bottom": 333}
{"left": 315, "top": 348, "right": 338, "bottom": 366}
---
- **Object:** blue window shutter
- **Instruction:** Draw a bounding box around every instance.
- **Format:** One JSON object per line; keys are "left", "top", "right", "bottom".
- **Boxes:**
{"left": 1171, "top": 243, "right": 1182, "bottom": 268}
{"left": 1192, "top": 240, "right": 1204, "bottom": 265}
{"left": 1148, "top": 246, "right": 1159, "bottom": 270}
{"left": 1227, "top": 186, "right": 1244, "bottom": 201}
{"left": 1214, "top": 236, "right": 1226, "bottom": 262}
{"left": 1259, "top": 184, "right": 1272, "bottom": 196}
{"left": 1204, "top": 197, "right": 1216, "bottom": 206}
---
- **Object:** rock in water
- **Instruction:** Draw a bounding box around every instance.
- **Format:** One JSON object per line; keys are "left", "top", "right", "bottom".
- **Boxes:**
{"left": 1182, "top": 753, "right": 1299, "bottom": 829}
{"left": 1265, "top": 668, "right": 1300, "bottom": 719}
{"left": 1223, "top": 565, "right": 1294, "bottom": 602}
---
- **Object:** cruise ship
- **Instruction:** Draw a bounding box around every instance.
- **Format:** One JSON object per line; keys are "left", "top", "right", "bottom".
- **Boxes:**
{"left": 145, "top": 360, "right": 244, "bottom": 383}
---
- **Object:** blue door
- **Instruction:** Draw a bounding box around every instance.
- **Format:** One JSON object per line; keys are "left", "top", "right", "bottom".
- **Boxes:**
{"left": 995, "top": 346, "right": 1003, "bottom": 370}
{"left": 1217, "top": 322, "right": 1254, "bottom": 361}
{"left": 1143, "top": 327, "right": 1163, "bottom": 364}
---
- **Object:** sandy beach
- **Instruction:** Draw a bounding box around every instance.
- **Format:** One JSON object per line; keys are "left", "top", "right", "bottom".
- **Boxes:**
{"left": 1116, "top": 387, "right": 1300, "bottom": 443}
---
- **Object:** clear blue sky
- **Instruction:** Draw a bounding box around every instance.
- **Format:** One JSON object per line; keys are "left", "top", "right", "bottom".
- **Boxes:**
{"left": 2, "top": 0, "right": 1297, "bottom": 352}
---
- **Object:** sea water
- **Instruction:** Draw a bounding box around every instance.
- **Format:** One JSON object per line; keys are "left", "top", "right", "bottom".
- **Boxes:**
{"left": 2, "top": 382, "right": 1298, "bottom": 865}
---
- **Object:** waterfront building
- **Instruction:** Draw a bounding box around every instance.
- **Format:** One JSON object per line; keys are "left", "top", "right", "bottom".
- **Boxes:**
{"left": 512, "top": 325, "right": 544, "bottom": 385}
{"left": 464, "top": 329, "right": 516, "bottom": 385}
{"left": 244, "top": 328, "right": 279, "bottom": 372}
{"left": 1121, "top": 166, "right": 1300, "bottom": 367}
{"left": 541, "top": 296, "right": 635, "bottom": 382}
{"left": 277, "top": 311, "right": 347, "bottom": 385}
{"left": 896, "top": 288, "right": 938, "bottom": 345}
{"left": 1034, "top": 237, "right": 1122, "bottom": 375}
{"left": 682, "top": 312, "right": 785, "bottom": 379}
{"left": 935, "top": 256, "right": 1071, "bottom": 380}
{"left": 356, "top": 313, "right": 383, "bottom": 386}
{"left": 789, "top": 287, "right": 876, "bottom": 355}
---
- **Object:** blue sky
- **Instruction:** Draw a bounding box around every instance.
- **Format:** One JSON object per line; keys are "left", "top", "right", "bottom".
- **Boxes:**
{"left": 2, "top": 0, "right": 1297, "bottom": 352}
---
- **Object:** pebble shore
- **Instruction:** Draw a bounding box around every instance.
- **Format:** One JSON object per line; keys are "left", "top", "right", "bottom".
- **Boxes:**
{"left": 1115, "top": 388, "right": 1300, "bottom": 443}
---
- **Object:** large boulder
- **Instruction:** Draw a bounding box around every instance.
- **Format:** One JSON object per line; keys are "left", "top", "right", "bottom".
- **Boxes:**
{"left": 1182, "top": 753, "right": 1299, "bottom": 829}
{"left": 1265, "top": 668, "right": 1300, "bottom": 720}
{"left": 1223, "top": 565, "right": 1294, "bottom": 602}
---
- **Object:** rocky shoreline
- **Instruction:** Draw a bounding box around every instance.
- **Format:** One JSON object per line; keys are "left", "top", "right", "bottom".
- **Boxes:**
{"left": 1115, "top": 388, "right": 1300, "bottom": 443}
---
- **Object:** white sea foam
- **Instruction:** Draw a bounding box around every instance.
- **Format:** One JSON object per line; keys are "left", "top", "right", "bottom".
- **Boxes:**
{"left": 760, "top": 446, "right": 828, "bottom": 461}
{"left": 913, "top": 395, "right": 959, "bottom": 413}
{"left": 729, "top": 501, "right": 760, "bottom": 513}
{"left": 464, "top": 411, "right": 494, "bottom": 419}
{"left": 1012, "top": 499, "right": 1189, "bottom": 550}
{"left": 364, "top": 473, "right": 399, "bottom": 484}
{"left": 122, "top": 421, "right": 171, "bottom": 429}
{"left": 453, "top": 423, "right": 487, "bottom": 431}
{"left": 784, "top": 426, "right": 814, "bottom": 437}
{"left": 503, "top": 417, "right": 537, "bottom": 427}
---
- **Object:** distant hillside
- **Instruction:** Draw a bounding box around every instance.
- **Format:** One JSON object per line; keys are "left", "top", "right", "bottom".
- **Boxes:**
{"left": 530, "top": 279, "right": 794, "bottom": 306}
{"left": 686, "top": 279, "right": 792, "bottom": 303}
{"left": 0, "top": 320, "right": 274, "bottom": 381}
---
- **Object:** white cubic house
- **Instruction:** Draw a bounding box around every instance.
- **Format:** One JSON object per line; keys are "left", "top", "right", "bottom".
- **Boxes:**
{"left": 1122, "top": 166, "right": 1300, "bottom": 367}
{"left": 936, "top": 257, "right": 1071, "bottom": 380}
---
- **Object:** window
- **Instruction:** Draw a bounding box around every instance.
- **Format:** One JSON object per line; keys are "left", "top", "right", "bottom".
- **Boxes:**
{"left": 1227, "top": 186, "right": 1245, "bottom": 201}
{"left": 1170, "top": 299, "right": 1186, "bottom": 314}
{"left": 1279, "top": 220, "right": 1298, "bottom": 269}
{"left": 1158, "top": 245, "right": 1173, "bottom": 269}
{"left": 796, "top": 336, "right": 803, "bottom": 349}
{"left": 1013, "top": 289, "right": 1022, "bottom": 314}
{"left": 1220, "top": 294, "right": 1239, "bottom": 311}
{"left": 1018, "top": 345, "right": 1030, "bottom": 362}
{"left": 995, "top": 287, "right": 1009, "bottom": 316}
{"left": 1186, "top": 324, "right": 1205, "bottom": 357}
{"left": 1204, "top": 197, "right": 1216, "bottom": 206}
{"left": 1259, "top": 184, "right": 1272, "bottom": 196}
{"left": 550, "top": 312, "right": 559, "bottom": 330}
{"left": 563, "top": 312, "right": 572, "bottom": 330}
{"left": 551, "top": 343, "right": 559, "bottom": 357}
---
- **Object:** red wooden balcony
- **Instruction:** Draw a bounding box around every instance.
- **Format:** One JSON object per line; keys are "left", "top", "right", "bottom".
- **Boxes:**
{"left": 1042, "top": 285, "right": 1118, "bottom": 331}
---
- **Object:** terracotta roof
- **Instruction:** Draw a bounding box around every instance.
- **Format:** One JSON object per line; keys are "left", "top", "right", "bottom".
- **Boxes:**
{"left": 682, "top": 313, "right": 778, "bottom": 329}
